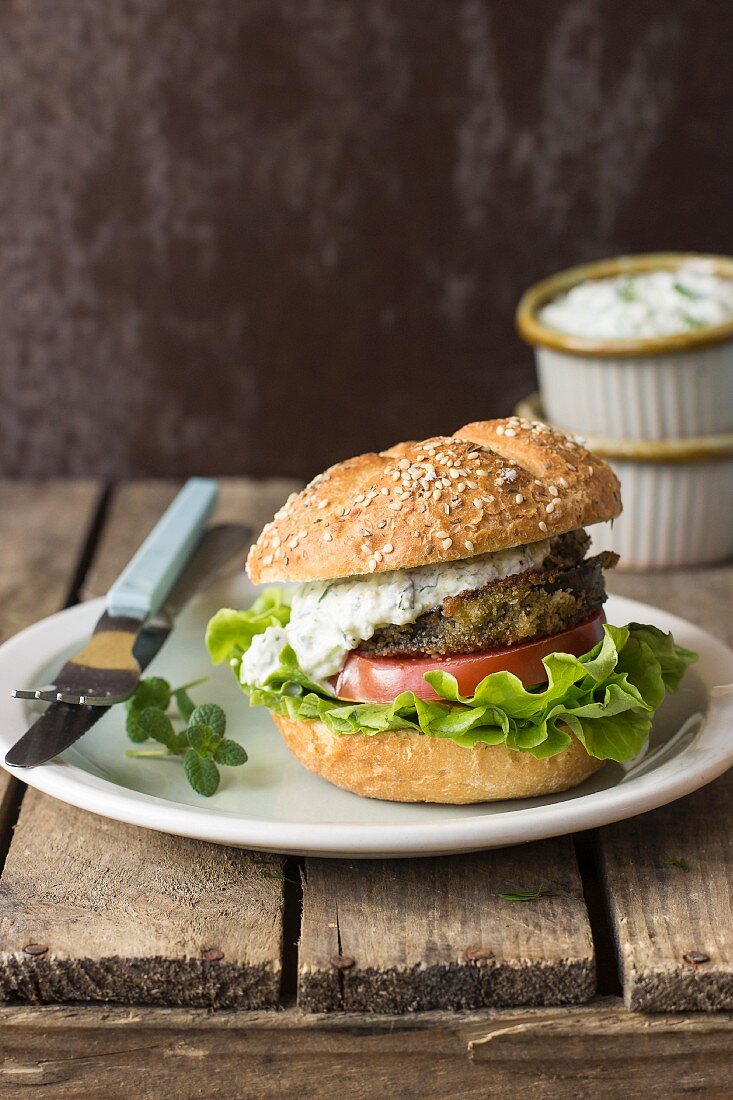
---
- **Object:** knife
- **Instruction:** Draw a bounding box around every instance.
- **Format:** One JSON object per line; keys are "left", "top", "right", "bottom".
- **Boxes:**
{"left": 5, "top": 522, "right": 250, "bottom": 768}
{"left": 12, "top": 478, "right": 219, "bottom": 707}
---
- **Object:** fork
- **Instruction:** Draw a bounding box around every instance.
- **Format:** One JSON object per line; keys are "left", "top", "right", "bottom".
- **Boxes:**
{"left": 12, "top": 478, "right": 218, "bottom": 706}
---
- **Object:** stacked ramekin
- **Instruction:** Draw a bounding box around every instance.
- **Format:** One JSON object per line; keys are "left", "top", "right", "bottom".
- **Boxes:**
{"left": 516, "top": 254, "right": 733, "bottom": 569}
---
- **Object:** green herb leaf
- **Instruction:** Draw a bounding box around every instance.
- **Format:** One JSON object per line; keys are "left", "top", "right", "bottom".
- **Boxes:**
{"left": 174, "top": 688, "right": 197, "bottom": 722}
{"left": 126, "top": 707, "right": 150, "bottom": 743}
{"left": 214, "top": 739, "right": 248, "bottom": 766}
{"left": 183, "top": 749, "right": 220, "bottom": 796}
{"left": 186, "top": 722, "right": 221, "bottom": 758}
{"left": 128, "top": 677, "right": 171, "bottom": 712}
{"left": 674, "top": 280, "right": 699, "bottom": 299}
{"left": 136, "top": 707, "right": 178, "bottom": 751}
{"left": 188, "top": 703, "right": 226, "bottom": 739}
{"left": 498, "top": 887, "right": 555, "bottom": 902}
{"left": 618, "top": 276, "right": 636, "bottom": 302}
{"left": 664, "top": 856, "right": 690, "bottom": 873}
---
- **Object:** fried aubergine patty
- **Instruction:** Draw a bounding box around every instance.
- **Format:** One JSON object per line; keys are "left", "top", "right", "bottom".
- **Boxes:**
{"left": 359, "top": 548, "right": 619, "bottom": 658}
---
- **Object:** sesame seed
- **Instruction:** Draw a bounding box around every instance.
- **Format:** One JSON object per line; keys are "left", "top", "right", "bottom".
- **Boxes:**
{"left": 443, "top": 503, "right": 450, "bottom": 515}
{"left": 287, "top": 538, "right": 299, "bottom": 549}
{"left": 465, "top": 481, "right": 477, "bottom": 490}
{"left": 389, "top": 501, "right": 402, "bottom": 511}
{"left": 373, "top": 550, "right": 383, "bottom": 562}
{"left": 548, "top": 485, "right": 558, "bottom": 497}
{"left": 476, "top": 469, "right": 488, "bottom": 478}
{"left": 354, "top": 494, "right": 365, "bottom": 503}
{"left": 473, "top": 499, "right": 482, "bottom": 509}
{"left": 361, "top": 529, "right": 372, "bottom": 537}
{"left": 539, "top": 520, "right": 548, "bottom": 532}
{"left": 377, "top": 520, "right": 388, "bottom": 528}
{"left": 449, "top": 468, "right": 460, "bottom": 480}
{"left": 360, "top": 543, "right": 371, "bottom": 554}
{"left": 545, "top": 502, "right": 554, "bottom": 513}
{"left": 442, "top": 537, "right": 453, "bottom": 549}
{"left": 391, "top": 471, "right": 400, "bottom": 481}
{"left": 323, "top": 532, "right": 333, "bottom": 542}
{"left": 558, "top": 477, "right": 568, "bottom": 488}
{"left": 495, "top": 425, "right": 505, "bottom": 435}
{"left": 272, "top": 535, "right": 281, "bottom": 547}
{"left": 382, "top": 542, "right": 394, "bottom": 553}
{"left": 381, "top": 487, "right": 389, "bottom": 495}
{"left": 515, "top": 493, "right": 524, "bottom": 504}
{"left": 398, "top": 458, "right": 410, "bottom": 470}
{"left": 465, "top": 539, "right": 474, "bottom": 552}
{"left": 441, "top": 477, "right": 451, "bottom": 489}
{"left": 467, "top": 451, "right": 480, "bottom": 459}
{"left": 435, "top": 529, "right": 449, "bottom": 538}
{"left": 317, "top": 500, "right": 328, "bottom": 509}
{"left": 587, "top": 465, "right": 594, "bottom": 475}
{"left": 368, "top": 559, "right": 377, "bottom": 572}
{"left": 504, "top": 428, "right": 516, "bottom": 437}
{"left": 263, "top": 554, "right": 272, "bottom": 565}
{"left": 456, "top": 482, "right": 465, "bottom": 492}
{"left": 297, "top": 530, "right": 307, "bottom": 539}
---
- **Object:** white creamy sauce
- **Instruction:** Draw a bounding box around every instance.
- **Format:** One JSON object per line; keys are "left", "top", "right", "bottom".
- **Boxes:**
{"left": 240, "top": 539, "right": 552, "bottom": 687}
{"left": 539, "top": 261, "right": 733, "bottom": 339}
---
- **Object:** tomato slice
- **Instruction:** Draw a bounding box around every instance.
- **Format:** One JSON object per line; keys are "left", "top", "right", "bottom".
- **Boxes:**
{"left": 330, "top": 611, "right": 606, "bottom": 703}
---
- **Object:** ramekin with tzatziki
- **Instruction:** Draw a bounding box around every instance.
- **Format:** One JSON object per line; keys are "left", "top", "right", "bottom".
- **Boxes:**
{"left": 516, "top": 253, "right": 733, "bottom": 440}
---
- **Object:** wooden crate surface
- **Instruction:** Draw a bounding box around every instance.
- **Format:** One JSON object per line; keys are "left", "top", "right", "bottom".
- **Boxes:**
{"left": 0, "top": 479, "right": 731, "bottom": 1094}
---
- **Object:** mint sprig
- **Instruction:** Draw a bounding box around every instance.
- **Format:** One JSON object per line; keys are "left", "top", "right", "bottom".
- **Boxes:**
{"left": 123, "top": 678, "right": 247, "bottom": 796}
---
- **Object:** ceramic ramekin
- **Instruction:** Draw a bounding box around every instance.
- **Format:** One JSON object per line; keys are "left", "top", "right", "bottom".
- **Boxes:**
{"left": 516, "top": 253, "right": 733, "bottom": 441}
{"left": 515, "top": 394, "right": 733, "bottom": 569}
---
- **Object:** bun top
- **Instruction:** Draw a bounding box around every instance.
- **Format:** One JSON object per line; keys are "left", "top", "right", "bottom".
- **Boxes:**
{"left": 246, "top": 417, "right": 622, "bottom": 583}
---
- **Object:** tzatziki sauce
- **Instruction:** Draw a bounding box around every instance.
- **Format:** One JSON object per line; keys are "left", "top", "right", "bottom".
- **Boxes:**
{"left": 538, "top": 261, "right": 733, "bottom": 340}
{"left": 241, "top": 539, "right": 552, "bottom": 687}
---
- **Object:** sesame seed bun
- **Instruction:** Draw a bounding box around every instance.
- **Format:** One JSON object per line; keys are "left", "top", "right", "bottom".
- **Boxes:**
{"left": 273, "top": 714, "right": 604, "bottom": 803}
{"left": 247, "top": 417, "right": 622, "bottom": 584}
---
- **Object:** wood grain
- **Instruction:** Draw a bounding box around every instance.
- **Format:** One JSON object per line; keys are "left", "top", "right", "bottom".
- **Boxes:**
{"left": 598, "top": 765, "right": 733, "bottom": 1012}
{"left": 609, "top": 564, "right": 733, "bottom": 648}
{"left": 299, "top": 842, "right": 594, "bottom": 1012}
{"left": 0, "top": 479, "right": 297, "bottom": 1007}
{"left": 602, "top": 565, "right": 733, "bottom": 1011}
{"left": 0, "top": 999, "right": 731, "bottom": 1100}
{"left": 0, "top": 790, "right": 283, "bottom": 1007}
{"left": 0, "top": 479, "right": 101, "bottom": 833}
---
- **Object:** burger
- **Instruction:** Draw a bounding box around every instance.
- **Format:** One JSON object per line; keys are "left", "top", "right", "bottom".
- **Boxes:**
{"left": 206, "top": 418, "right": 696, "bottom": 803}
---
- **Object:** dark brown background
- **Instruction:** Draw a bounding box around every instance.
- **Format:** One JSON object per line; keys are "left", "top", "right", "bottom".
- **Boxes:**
{"left": 0, "top": 0, "right": 730, "bottom": 480}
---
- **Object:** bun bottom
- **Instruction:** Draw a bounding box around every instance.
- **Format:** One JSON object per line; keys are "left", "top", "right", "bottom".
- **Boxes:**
{"left": 272, "top": 715, "right": 604, "bottom": 804}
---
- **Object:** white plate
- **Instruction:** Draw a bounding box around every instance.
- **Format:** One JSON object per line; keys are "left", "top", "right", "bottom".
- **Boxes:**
{"left": 0, "top": 580, "right": 731, "bottom": 858}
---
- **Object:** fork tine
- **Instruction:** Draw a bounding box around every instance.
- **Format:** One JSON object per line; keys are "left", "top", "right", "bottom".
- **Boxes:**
{"left": 11, "top": 689, "right": 44, "bottom": 701}
{"left": 35, "top": 689, "right": 64, "bottom": 704}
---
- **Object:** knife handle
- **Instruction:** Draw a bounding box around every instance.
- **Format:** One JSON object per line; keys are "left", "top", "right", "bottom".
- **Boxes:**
{"left": 107, "top": 479, "right": 219, "bottom": 620}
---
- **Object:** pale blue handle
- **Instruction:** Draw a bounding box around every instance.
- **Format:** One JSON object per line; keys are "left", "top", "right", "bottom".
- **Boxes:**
{"left": 107, "top": 478, "right": 219, "bottom": 620}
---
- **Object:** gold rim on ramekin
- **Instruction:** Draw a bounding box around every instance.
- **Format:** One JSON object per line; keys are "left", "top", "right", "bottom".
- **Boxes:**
{"left": 514, "top": 393, "right": 733, "bottom": 464}
{"left": 516, "top": 252, "right": 733, "bottom": 358}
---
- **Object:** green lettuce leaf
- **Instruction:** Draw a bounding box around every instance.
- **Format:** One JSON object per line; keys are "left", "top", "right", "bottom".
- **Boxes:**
{"left": 205, "top": 590, "right": 698, "bottom": 763}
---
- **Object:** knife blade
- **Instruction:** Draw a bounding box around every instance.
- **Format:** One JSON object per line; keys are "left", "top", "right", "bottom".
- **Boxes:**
{"left": 5, "top": 523, "right": 250, "bottom": 768}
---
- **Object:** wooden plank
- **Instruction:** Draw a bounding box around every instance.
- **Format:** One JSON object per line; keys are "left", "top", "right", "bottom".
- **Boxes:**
{"left": 0, "top": 478, "right": 299, "bottom": 1008}
{"left": 0, "top": 479, "right": 101, "bottom": 640}
{"left": 0, "top": 479, "right": 101, "bottom": 827}
{"left": 608, "top": 564, "right": 733, "bottom": 648}
{"left": 601, "top": 565, "right": 733, "bottom": 1011}
{"left": 0, "top": 999, "right": 731, "bottom": 1099}
{"left": 83, "top": 476, "right": 300, "bottom": 598}
{"left": 0, "top": 789, "right": 283, "bottom": 1007}
{"left": 299, "top": 842, "right": 595, "bottom": 1012}
{"left": 598, "top": 765, "right": 733, "bottom": 1012}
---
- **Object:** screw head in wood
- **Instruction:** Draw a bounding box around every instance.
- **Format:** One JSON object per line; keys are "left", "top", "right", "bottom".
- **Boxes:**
{"left": 201, "top": 948, "right": 225, "bottom": 962}
{"left": 465, "top": 947, "right": 495, "bottom": 964}
{"left": 683, "top": 951, "right": 710, "bottom": 965}
{"left": 22, "top": 943, "right": 49, "bottom": 956}
{"left": 330, "top": 954, "right": 355, "bottom": 971}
